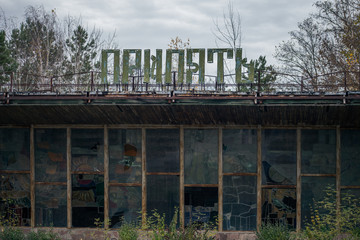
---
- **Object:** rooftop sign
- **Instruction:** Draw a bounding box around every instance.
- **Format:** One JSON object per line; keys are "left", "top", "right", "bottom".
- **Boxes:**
{"left": 101, "top": 48, "right": 254, "bottom": 84}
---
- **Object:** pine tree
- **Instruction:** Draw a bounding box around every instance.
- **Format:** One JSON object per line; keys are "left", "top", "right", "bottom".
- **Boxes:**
{"left": 64, "top": 25, "right": 98, "bottom": 88}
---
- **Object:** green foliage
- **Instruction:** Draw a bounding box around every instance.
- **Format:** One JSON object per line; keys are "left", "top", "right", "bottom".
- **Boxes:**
{"left": 27, "top": 229, "right": 61, "bottom": 240}
{"left": 145, "top": 208, "right": 216, "bottom": 240}
{"left": 118, "top": 221, "right": 138, "bottom": 240}
{"left": 254, "top": 56, "right": 276, "bottom": 92}
{"left": 0, "top": 199, "right": 20, "bottom": 227}
{"left": 0, "top": 227, "right": 25, "bottom": 240}
{"left": 63, "top": 24, "right": 99, "bottom": 87}
{"left": 301, "top": 186, "right": 360, "bottom": 240}
{"left": 256, "top": 223, "right": 293, "bottom": 240}
{"left": 0, "top": 30, "right": 17, "bottom": 84}
{"left": 2, "top": 5, "right": 103, "bottom": 90}
{"left": 8, "top": 6, "right": 64, "bottom": 89}
{"left": 240, "top": 56, "right": 276, "bottom": 92}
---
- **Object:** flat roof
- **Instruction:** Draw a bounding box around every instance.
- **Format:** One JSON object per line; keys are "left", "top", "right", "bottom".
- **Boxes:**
{"left": 1, "top": 92, "right": 360, "bottom": 127}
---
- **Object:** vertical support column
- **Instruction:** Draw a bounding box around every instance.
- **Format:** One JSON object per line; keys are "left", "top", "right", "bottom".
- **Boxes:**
{"left": 141, "top": 128, "right": 147, "bottom": 226}
{"left": 67, "top": 128, "right": 72, "bottom": 228}
{"left": 296, "top": 128, "right": 302, "bottom": 232}
{"left": 179, "top": 126, "right": 185, "bottom": 228}
{"left": 336, "top": 126, "right": 341, "bottom": 220}
{"left": 218, "top": 128, "right": 223, "bottom": 232}
{"left": 256, "top": 126, "right": 262, "bottom": 231}
{"left": 104, "top": 125, "right": 109, "bottom": 228}
{"left": 30, "top": 125, "right": 35, "bottom": 228}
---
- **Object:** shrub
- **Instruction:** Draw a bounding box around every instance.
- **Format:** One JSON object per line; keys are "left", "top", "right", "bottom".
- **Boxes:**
{"left": 0, "top": 199, "right": 20, "bottom": 227}
{"left": 145, "top": 208, "right": 216, "bottom": 240}
{"left": 0, "top": 227, "right": 25, "bottom": 240}
{"left": 302, "top": 186, "right": 360, "bottom": 240}
{"left": 118, "top": 222, "right": 138, "bottom": 240}
{"left": 27, "top": 229, "right": 61, "bottom": 240}
{"left": 256, "top": 223, "right": 293, "bottom": 240}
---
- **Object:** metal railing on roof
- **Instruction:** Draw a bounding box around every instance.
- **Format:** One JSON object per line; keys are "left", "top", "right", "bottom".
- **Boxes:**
{"left": 1, "top": 70, "right": 360, "bottom": 95}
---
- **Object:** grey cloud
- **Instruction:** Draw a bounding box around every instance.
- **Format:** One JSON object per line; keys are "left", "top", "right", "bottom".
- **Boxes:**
{"left": 1, "top": 0, "right": 317, "bottom": 65}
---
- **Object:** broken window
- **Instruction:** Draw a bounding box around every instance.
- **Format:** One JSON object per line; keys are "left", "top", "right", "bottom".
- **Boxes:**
{"left": 262, "top": 129, "right": 296, "bottom": 185}
{"left": 262, "top": 188, "right": 296, "bottom": 228}
{"left": 72, "top": 174, "right": 104, "bottom": 227}
{"left": 223, "top": 176, "right": 257, "bottom": 230}
{"left": 71, "top": 129, "right": 104, "bottom": 227}
{"left": 109, "top": 129, "right": 142, "bottom": 184}
{"left": 109, "top": 129, "right": 142, "bottom": 227}
{"left": 185, "top": 187, "right": 218, "bottom": 227}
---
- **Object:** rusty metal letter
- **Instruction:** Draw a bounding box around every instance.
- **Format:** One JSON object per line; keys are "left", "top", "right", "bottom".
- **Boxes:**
{"left": 235, "top": 48, "right": 242, "bottom": 84}
{"left": 149, "top": 49, "right": 163, "bottom": 84}
{"left": 101, "top": 49, "right": 120, "bottom": 84}
{"left": 186, "top": 49, "right": 205, "bottom": 84}
{"left": 122, "top": 49, "right": 141, "bottom": 84}
{"left": 248, "top": 60, "right": 255, "bottom": 83}
{"left": 165, "top": 49, "right": 185, "bottom": 84}
{"left": 144, "top": 49, "right": 150, "bottom": 83}
{"left": 207, "top": 48, "right": 233, "bottom": 83}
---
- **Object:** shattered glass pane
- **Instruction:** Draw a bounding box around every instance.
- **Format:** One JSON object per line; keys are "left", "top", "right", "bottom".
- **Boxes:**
{"left": 109, "top": 129, "right": 142, "bottom": 183}
{"left": 72, "top": 174, "right": 104, "bottom": 227}
{"left": 262, "top": 129, "right": 296, "bottom": 185}
{"left": 185, "top": 187, "right": 218, "bottom": 227}
{"left": 223, "top": 176, "right": 257, "bottom": 231}
{"left": 262, "top": 188, "right": 296, "bottom": 228}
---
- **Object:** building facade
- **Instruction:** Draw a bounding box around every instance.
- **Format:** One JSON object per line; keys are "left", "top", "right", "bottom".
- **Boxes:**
{"left": 1, "top": 89, "right": 360, "bottom": 236}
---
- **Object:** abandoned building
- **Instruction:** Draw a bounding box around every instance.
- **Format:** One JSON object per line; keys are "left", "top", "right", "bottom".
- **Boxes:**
{"left": 1, "top": 48, "right": 360, "bottom": 239}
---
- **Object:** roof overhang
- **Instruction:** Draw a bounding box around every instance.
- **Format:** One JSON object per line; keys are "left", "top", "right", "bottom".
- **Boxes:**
{"left": 1, "top": 92, "right": 360, "bottom": 127}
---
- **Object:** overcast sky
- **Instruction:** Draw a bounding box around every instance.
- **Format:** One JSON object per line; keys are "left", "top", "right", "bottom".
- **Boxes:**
{"left": 1, "top": 0, "right": 317, "bottom": 66}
